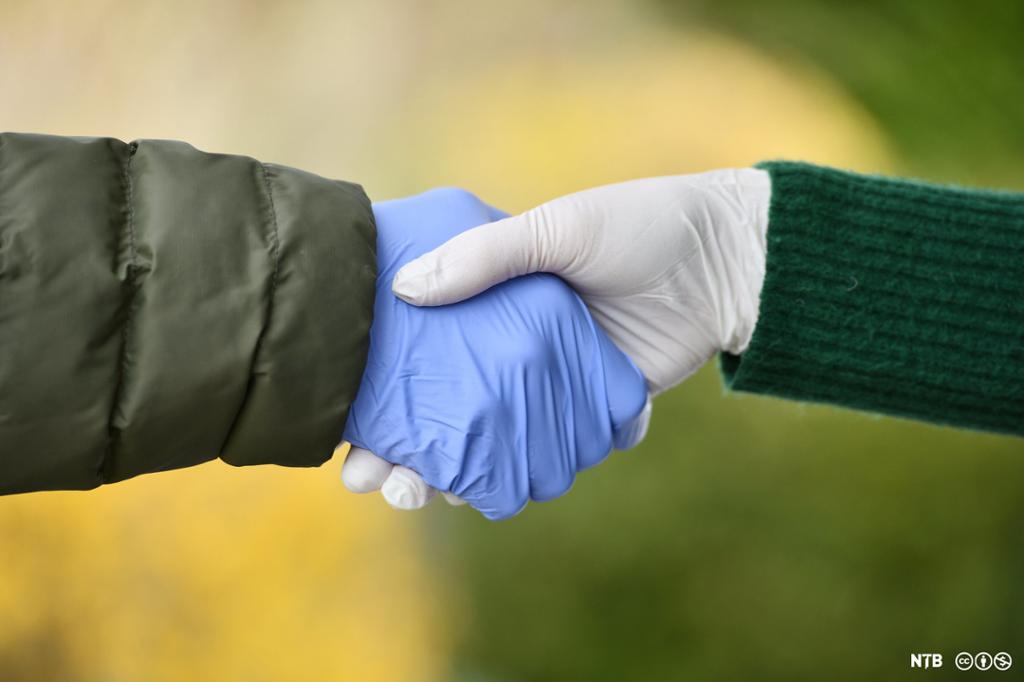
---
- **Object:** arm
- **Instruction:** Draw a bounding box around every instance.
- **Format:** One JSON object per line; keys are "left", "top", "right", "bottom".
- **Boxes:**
{"left": 724, "top": 162, "right": 1024, "bottom": 435}
{"left": 392, "top": 163, "right": 1024, "bottom": 436}
{"left": 0, "top": 132, "right": 376, "bottom": 493}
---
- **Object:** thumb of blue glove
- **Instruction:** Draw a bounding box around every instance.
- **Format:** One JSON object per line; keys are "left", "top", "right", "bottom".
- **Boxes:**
{"left": 343, "top": 188, "right": 650, "bottom": 519}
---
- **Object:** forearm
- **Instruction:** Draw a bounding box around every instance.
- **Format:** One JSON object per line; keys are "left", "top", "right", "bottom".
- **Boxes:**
{"left": 723, "top": 162, "right": 1024, "bottom": 436}
{"left": 0, "top": 133, "right": 376, "bottom": 493}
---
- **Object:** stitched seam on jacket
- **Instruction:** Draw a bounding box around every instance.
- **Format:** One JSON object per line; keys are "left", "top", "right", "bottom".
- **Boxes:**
{"left": 217, "top": 161, "right": 283, "bottom": 458}
{"left": 0, "top": 135, "right": 5, "bottom": 243}
{"left": 100, "top": 140, "right": 139, "bottom": 481}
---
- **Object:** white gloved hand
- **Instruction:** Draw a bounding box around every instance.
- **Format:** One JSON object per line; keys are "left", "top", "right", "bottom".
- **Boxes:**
{"left": 391, "top": 169, "right": 772, "bottom": 395}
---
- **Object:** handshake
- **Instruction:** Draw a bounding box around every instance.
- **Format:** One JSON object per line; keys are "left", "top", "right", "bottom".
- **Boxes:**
{"left": 1, "top": 134, "right": 1007, "bottom": 505}
{"left": 342, "top": 170, "right": 771, "bottom": 519}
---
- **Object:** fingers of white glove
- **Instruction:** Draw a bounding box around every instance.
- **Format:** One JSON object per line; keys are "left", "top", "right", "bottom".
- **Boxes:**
{"left": 341, "top": 446, "right": 394, "bottom": 493}
{"left": 613, "top": 394, "right": 652, "bottom": 451}
{"left": 442, "top": 492, "right": 467, "bottom": 506}
{"left": 392, "top": 213, "right": 543, "bottom": 307}
{"left": 381, "top": 465, "right": 437, "bottom": 510}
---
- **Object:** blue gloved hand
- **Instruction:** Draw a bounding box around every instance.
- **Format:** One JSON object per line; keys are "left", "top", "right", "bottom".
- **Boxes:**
{"left": 342, "top": 189, "right": 650, "bottom": 520}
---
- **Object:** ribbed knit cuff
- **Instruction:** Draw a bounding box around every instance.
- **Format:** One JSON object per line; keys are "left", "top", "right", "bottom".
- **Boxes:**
{"left": 721, "top": 161, "right": 1024, "bottom": 436}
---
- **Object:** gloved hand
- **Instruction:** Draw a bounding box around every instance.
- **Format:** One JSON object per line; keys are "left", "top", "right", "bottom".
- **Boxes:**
{"left": 392, "top": 170, "right": 772, "bottom": 395}
{"left": 341, "top": 188, "right": 650, "bottom": 519}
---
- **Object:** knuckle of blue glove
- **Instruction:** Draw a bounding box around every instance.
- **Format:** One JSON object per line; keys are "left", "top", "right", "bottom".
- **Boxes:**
{"left": 459, "top": 483, "right": 529, "bottom": 522}
{"left": 529, "top": 468, "right": 576, "bottom": 503}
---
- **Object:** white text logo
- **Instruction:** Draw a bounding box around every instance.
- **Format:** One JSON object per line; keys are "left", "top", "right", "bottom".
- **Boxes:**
{"left": 910, "top": 653, "right": 943, "bottom": 669}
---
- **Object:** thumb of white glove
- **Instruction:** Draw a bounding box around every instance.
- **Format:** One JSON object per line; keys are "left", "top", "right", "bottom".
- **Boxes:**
{"left": 392, "top": 169, "right": 771, "bottom": 394}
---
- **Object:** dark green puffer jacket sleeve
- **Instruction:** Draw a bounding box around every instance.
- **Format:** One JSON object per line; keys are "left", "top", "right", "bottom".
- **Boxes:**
{"left": 0, "top": 132, "right": 377, "bottom": 494}
{"left": 723, "top": 162, "right": 1024, "bottom": 437}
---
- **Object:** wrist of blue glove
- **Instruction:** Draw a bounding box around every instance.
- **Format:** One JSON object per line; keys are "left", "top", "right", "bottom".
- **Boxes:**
{"left": 343, "top": 188, "right": 649, "bottom": 520}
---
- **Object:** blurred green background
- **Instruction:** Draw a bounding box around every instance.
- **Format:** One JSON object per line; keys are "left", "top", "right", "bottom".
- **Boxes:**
{"left": 0, "top": 1, "right": 1021, "bottom": 680}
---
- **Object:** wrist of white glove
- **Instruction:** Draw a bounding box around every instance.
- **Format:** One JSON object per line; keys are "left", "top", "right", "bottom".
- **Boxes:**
{"left": 392, "top": 168, "right": 771, "bottom": 395}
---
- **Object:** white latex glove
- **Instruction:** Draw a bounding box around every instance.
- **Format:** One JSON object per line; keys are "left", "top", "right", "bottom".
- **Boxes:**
{"left": 390, "top": 169, "right": 772, "bottom": 395}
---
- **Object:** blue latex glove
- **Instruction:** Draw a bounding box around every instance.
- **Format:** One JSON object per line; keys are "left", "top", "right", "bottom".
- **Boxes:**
{"left": 343, "top": 189, "right": 650, "bottom": 520}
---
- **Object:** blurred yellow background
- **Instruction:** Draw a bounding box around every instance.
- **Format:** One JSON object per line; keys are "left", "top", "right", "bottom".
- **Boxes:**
{"left": 2, "top": 1, "right": 1018, "bottom": 680}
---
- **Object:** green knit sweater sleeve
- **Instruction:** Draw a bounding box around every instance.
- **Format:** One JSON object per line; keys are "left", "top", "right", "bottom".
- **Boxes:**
{"left": 721, "top": 161, "right": 1024, "bottom": 436}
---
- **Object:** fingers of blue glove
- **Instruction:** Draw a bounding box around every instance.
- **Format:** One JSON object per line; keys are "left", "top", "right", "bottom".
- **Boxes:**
{"left": 453, "top": 440, "right": 530, "bottom": 521}
{"left": 381, "top": 465, "right": 437, "bottom": 510}
{"left": 565, "top": 325, "right": 649, "bottom": 473}
{"left": 341, "top": 446, "right": 394, "bottom": 493}
{"left": 614, "top": 395, "right": 652, "bottom": 451}
{"left": 595, "top": 328, "right": 651, "bottom": 452}
{"left": 463, "top": 494, "right": 528, "bottom": 522}
{"left": 530, "top": 472, "right": 576, "bottom": 504}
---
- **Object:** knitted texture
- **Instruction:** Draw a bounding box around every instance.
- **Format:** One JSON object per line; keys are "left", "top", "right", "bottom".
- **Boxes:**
{"left": 721, "top": 162, "right": 1024, "bottom": 436}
